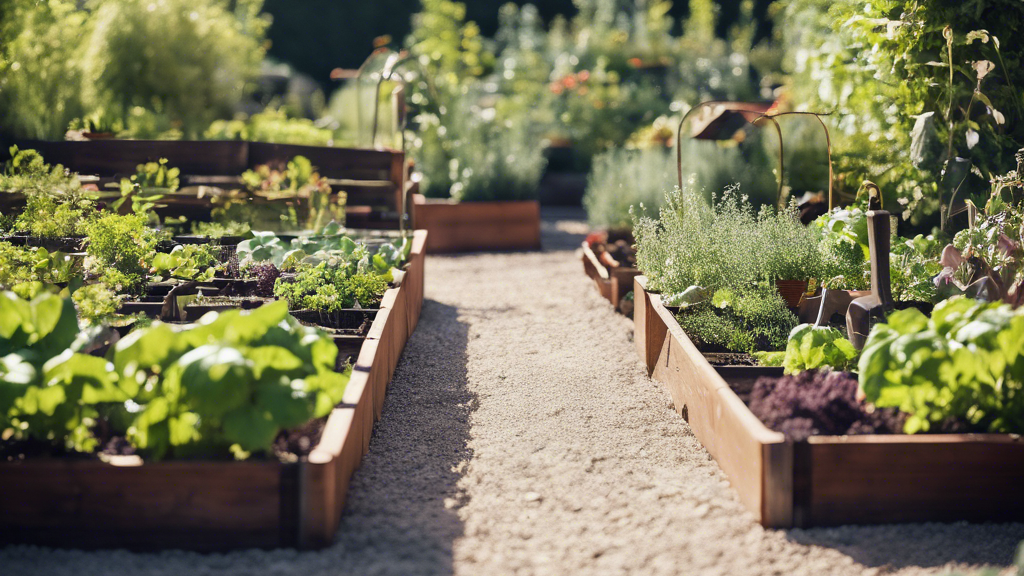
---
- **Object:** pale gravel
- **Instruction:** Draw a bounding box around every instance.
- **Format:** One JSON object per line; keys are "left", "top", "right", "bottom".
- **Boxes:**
{"left": 2, "top": 207, "right": 1021, "bottom": 576}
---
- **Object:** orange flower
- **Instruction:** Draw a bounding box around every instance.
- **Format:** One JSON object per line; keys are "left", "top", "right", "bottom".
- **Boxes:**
{"left": 628, "top": 57, "right": 642, "bottom": 68}
{"left": 550, "top": 83, "right": 564, "bottom": 95}
{"left": 562, "top": 76, "right": 577, "bottom": 89}
{"left": 577, "top": 70, "right": 590, "bottom": 82}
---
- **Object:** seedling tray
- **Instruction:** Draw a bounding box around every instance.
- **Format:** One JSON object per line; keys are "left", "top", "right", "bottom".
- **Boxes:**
{"left": 633, "top": 275, "right": 1024, "bottom": 527}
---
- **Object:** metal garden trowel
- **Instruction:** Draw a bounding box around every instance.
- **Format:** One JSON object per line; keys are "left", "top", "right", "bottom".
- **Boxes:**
{"left": 846, "top": 187, "right": 895, "bottom": 349}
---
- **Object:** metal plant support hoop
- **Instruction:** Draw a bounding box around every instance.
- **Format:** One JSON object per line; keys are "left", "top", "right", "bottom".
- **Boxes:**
{"left": 674, "top": 103, "right": 836, "bottom": 210}
{"left": 355, "top": 50, "right": 439, "bottom": 235}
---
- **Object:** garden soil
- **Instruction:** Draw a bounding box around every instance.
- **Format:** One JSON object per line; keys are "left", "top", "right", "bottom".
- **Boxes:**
{"left": 2, "top": 208, "right": 1021, "bottom": 576}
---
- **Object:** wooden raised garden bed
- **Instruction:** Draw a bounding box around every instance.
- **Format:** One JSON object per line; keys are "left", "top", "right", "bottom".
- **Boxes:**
{"left": 633, "top": 275, "right": 1024, "bottom": 528}
{"left": 580, "top": 240, "right": 639, "bottom": 313}
{"left": 3, "top": 139, "right": 410, "bottom": 230}
{"left": 0, "top": 230, "right": 427, "bottom": 551}
{"left": 411, "top": 193, "right": 541, "bottom": 253}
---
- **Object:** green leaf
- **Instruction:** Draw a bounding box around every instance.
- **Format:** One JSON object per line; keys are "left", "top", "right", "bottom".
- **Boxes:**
{"left": 222, "top": 407, "right": 279, "bottom": 453}
{"left": 43, "top": 351, "right": 120, "bottom": 404}
{"left": 168, "top": 412, "right": 200, "bottom": 446}
{"left": 250, "top": 346, "right": 304, "bottom": 379}
{"left": 255, "top": 379, "right": 313, "bottom": 430}
{"left": 178, "top": 345, "right": 252, "bottom": 417}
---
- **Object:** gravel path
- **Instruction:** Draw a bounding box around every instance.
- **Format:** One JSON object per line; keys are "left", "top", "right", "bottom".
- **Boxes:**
{"left": 3, "top": 208, "right": 1022, "bottom": 575}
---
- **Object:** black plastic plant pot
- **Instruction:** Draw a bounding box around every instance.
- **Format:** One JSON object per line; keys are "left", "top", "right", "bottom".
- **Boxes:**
{"left": 209, "top": 278, "right": 258, "bottom": 297}
{"left": 154, "top": 240, "right": 179, "bottom": 254}
{"left": 332, "top": 333, "right": 367, "bottom": 366}
{"left": 290, "top": 308, "right": 378, "bottom": 331}
{"left": 183, "top": 298, "right": 269, "bottom": 322}
{"left": 118, "top": 300, "right": 165, "bottom": 319}
{"left": 172, "top": 235, "right": 247, "bottom": 247}
{"left": 1, "top": 235, "right": 86, "bottom": 252}
{"left": 145, "top": 282, "right": 182, "bottom": 298}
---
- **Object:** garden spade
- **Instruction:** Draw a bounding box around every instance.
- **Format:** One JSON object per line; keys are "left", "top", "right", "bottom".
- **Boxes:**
{"left": 846, "top": 195, "right": 895, "bottom": 349}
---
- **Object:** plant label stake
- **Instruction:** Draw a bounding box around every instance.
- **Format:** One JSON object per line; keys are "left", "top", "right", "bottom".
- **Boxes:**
{"left": 847, "top": 192, "right": 894, "bottom": 349}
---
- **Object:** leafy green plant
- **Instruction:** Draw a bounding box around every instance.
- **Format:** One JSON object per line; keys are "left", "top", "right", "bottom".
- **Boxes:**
{"left": 206, "top": 107, "right": 335, "bottom": 146}
{"left": 780, "top": 324, "right": 858, "bottom": 374}
{"left": 237, "top": 227, "right": 407, "bottom": 277}
{"left": 72, "top": 283, "right": 123, "bottom": 327}
{"left": 83, "top": 213, "right": 158, "bottom": 294}
{"left": 149, "top": 244, "right": 220, "bottom": 282}
{"left": 813, "top": 207, "right": 869, "bottom": 290}
{"left": 859, "top": 297, "right": 1024, "bottom": 434}
{"left": 237, "top": 231, "right": 305, "bottom": 270}
{"left": 220, "top": 155, "right": 342, "bottom": 231}
{"left": 113, "top": 301, "right": 348, "bottom": 459}
{"left": 274, "top": 262, "right": 388, "bottom": 312}
{"left": 0, "top": 242, "right": 81, "bottom": 289}
{"left": 937, "top": 196, "right": 1024, "bottom": 306}
{"left": 0, "top": 290, "right": 119, "bottom": 453}
{"left": 677, "top": 285, "right": 797, "bottom": 353}
{"left": 188, "top": 220, "right": 252, "bottom": 239}
{"left": 0, "top": 147, "right": 83, "bottom": 198}
{"left": 14, "top": 194, "right": 89, "bottom": 239}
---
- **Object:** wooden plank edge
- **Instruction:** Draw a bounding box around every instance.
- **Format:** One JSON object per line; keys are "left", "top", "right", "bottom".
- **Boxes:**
{"left": 644, "top": 280, "right": 791, "bottom": 526}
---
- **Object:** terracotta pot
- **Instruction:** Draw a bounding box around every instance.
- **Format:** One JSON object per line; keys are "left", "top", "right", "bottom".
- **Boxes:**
{"left": 776, "top": 280, "right": 810, "bottom": 309}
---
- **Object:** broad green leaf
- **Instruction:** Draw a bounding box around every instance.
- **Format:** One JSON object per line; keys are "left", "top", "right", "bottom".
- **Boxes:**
{"left": 256, "top": 379, "right": 312, "bottom": 429}
{"left": 178, "top": 345, "right": 252, "bottom": 417}
{"left": 222, "top": 407, "right": 279, "bottom": 453}
{"left": 250, "top": 346, "right": 304, "bottom": 379}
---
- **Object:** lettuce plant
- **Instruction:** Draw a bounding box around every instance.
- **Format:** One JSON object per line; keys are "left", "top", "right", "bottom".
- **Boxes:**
{"left": 114, "top": 301, "right": 349, "bottom": 459}
{"left": 149, "top": 244, "right": 220, "bottom": 282}
{"left": 859, "top": 297, "right": 1024, "bottom": 434}
{"left": 0, "top": 291, "right": 119, "bottom": 453}
{"left": 780, "top": 324, "right": 859, "bottom": 375}
{"left": 2, "top": 295, "right": 351, "bottom": 460}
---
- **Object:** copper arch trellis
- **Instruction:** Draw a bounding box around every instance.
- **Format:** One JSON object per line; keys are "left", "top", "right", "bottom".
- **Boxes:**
{"left": 675, "top": 103, "right": 836, "bottom": 210}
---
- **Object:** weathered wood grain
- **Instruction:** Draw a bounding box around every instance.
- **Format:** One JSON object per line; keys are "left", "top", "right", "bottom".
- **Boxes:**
{"left": 411, "top": 194, "right": 541, "bottom": 253}
{"left": 635, "top": 278, "right": 1024, "bottom": 527}
{"left": 0, "top": 231, "right": 429, "bottom": 550}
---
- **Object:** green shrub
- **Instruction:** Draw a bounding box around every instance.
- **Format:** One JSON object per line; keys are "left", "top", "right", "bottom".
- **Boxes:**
{"left": 72, "top": 283, "right": 122, "bottom": 327}
{"left": 0, "top": 0, "right": 268, "bottom": 140}
{"left": 777, "top": 0, "right": 1024, "bottom": 226}
{"left": 584, "top": 147, "right": 675, "bottom": 230}
{"left": 0, "top": 242, "right": 80, "bottom": 288}
{"left": 83, "top": 213, "right": 157, "bottom": 294}
{"left": 634, "top": 184, "right": 823, "bottom": 297}
{"left": 0, "top": 1, "right": 89, "bottom": 139}
{"left": 14, "top": 194, "right": 88, "bottom": 238}
{"left": 206, "top": 108, "right": 335, "bottom": 146}
{"left": 415, "top": 89, "right": 547, "bottom": 202}
{"left": 0, "top": 147, "right": 83, "bottom": 198}
{"left": 79, "top": 0, "right": 268, "bottom": 139}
